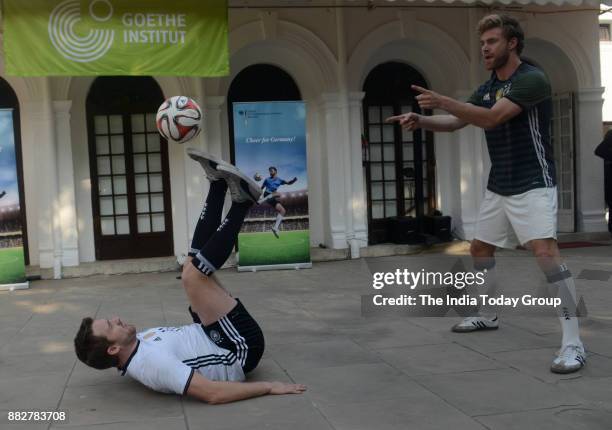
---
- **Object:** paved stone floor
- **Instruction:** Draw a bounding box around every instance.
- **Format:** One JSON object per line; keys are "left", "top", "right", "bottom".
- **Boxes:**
{"left": 2, "top": 244, "right": 612, "bottom": 430}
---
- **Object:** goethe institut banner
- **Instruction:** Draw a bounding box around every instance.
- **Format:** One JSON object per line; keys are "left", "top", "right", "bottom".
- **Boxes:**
{"left": 4, "top": 0, "right": 228, "bottom": 77}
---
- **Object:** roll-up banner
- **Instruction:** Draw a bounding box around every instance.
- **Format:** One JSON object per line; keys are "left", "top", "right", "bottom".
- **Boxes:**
{"left": 0, "top": 109, "right": 28, "bottom": 291}
{"left": 232, "top": 101, "right": 312, "bottom": 272}
{"left": 4, "top": 0, "right": 228, "bottom": 77}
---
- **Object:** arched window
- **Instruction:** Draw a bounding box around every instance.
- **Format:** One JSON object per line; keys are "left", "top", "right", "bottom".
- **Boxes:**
{"left": 86, "top": 77, "right": 173, "bottom": 260}
{"left": 363, "top": 62, "right": 436, "bottom": 244}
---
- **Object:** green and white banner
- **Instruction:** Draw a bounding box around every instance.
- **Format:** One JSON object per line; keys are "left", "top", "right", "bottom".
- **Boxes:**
{"left": 4, "top": 0, "right": 228, "bottom": 77}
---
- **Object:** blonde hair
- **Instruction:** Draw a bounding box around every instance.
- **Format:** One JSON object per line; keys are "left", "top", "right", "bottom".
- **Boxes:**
{"left": 477, "top": 14, "right": 524, "bottom": 55}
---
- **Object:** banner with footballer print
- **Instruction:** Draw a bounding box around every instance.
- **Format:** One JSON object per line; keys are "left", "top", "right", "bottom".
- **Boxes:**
{"left": 4, "top": 0, "right": 228, "bottom": 77}
{"left": 232, "top": 101, "right": 312, "bottom": 271}
{"left": 0, "top": 110, "right": 28, "bottom": 290}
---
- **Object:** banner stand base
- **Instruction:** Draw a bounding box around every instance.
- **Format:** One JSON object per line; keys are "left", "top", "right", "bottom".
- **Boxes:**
{"left": 237, "top": 262, "right": 312, "bottom": 273}
{"left": 0, "top": 281, "right": 29, "bottom": 291}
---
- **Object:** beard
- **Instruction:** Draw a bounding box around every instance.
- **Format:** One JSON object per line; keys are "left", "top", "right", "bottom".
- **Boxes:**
{"left": 490, "top": 49, "right": 511, "bottom": 71}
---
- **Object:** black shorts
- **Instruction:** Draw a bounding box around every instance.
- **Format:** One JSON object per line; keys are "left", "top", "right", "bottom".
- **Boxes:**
{"left": 189, "top": 299, "right": 264, "bottom": 374}
{"left": 264, "top": 192, "right": 280, "bottom": 208}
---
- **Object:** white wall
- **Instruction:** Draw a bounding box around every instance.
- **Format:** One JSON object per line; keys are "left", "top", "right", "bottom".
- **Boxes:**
{"left": 601, "top": 9, "right": 612, "bottom": 123}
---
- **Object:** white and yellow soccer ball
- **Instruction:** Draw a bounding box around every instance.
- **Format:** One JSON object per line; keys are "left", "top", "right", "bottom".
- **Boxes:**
{"left": 156, "top": 96, "right": 202, "bottom": 144}
{"left": 253, "top": 173, "right": 262, "bottom": 181}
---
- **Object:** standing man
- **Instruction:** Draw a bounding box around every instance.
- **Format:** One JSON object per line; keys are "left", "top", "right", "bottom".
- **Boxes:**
{"left": 387, "top": 14, "right": 585, "bottom": 373}
{"left": 259, "top": 167, "right": 297, "bottom": 238}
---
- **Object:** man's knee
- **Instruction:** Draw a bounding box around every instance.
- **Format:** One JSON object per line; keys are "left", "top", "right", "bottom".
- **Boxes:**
{"left": 530, "top": 239, "right": 559, "bottom": 260}
{"left": 182, "top": 262, "right": 207, "bottom": 290}
{"left": 470, "top": 240, "right": 495, "bottom": 258}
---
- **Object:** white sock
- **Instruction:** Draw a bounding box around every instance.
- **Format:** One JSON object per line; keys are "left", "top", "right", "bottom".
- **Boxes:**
{"left": 274, "top": 213, "right": 283, "bottom": 230}
{"left": 546, "top": 264, "right": 582, "bottom": 349}
{"left": 474, "top": 259, "right": 498, "bottom": 319}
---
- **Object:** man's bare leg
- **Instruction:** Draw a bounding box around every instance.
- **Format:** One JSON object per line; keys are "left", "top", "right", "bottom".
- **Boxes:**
{"left": 181, "top": 258, "right": 236, "bottom": 326}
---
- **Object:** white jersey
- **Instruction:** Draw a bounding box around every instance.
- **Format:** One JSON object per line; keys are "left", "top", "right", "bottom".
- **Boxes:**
{"left": 121, "top": 323, "right": 245, "bottom": 395}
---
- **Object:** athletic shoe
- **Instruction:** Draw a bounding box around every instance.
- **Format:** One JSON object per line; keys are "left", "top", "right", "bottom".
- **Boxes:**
{"left": 186, "top": 148, "right": 226, "bottom": 182}
{"left": 216, "top": 164, "right": 262, "bottom": 204}
{"left": 271, "top": 227, "right": 280, "bottom": 239}
{"left": 451, "top": 316, "right": 499, "bottom": 333}
{"left": 550, "top": 344, "right": 586, "bottom": 374}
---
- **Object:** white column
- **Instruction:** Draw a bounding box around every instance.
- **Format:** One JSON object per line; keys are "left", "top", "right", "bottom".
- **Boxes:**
{"left": 319, "top": 93, "right": 348, "bottom": 248}
{"left": 348, "top": 92, "right": 368, "bottom": 253}
{"left": 53, "top": 100, "right": 79, "bottom": 267}
{"left": 304, "top": 99, "right": 325, "bottom": 247}
{"left": 451, "top": 90, "right": 487, "bottom": 240}
{"left": 22, "top": 79, "right": 61, "bottom": 277}
{"left": 455, "top": 127, "right": 485, "bottom": 240}
{"left": 334, "top": 7, "right": 362, "bottom": 256}
{"left": 575, "top": 87, "right": 606, "bottom": 232}
{"left": 205, "top": 96, "right": 227, "bottom": 158}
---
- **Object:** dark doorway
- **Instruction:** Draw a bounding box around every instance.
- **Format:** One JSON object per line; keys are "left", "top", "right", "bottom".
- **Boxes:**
{"left": 0, "top": 78, "right": 28, "bottom": 265}
{"left": 363, "top": 62, "right": 436, "bottom": 244}
{"left": 87, "top": 77, "right": 173, "bottom": 260}
{"left": 227, "top": 64, "right": 301, "bottom": 162}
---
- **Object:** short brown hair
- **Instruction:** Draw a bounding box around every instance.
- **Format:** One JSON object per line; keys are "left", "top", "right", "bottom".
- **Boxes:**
{"left": 74, "top": 317, "right": 118, "bottom": 370}
{"left": 477, "top": 14, "right": 524, "bottom": 55}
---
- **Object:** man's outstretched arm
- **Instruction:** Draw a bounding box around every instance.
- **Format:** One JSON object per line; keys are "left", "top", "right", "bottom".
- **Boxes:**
{"left": 386, "top": 113, "right": 467, "bottom": 132}
{"left": 186, "top": 372, "right": 306, "bottom": 405}
{"left": 412, "top": 85, "right": 522, "bottom": 130}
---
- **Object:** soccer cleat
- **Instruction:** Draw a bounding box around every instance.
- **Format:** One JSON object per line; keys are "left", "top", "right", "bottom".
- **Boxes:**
{"left": 550, "top": 344, "right": 586, "bottom": 374}
{"left": 186, "top": 148, "right": 226, "bottom": 182}
{"left": 271, "top": 227, "right": 280, "bottom": 239}
{"left": 451, "top": 316, "right": 499, "bottom": 333}
{"left": 216, "top": 164, "right": 262, "bottom": 204}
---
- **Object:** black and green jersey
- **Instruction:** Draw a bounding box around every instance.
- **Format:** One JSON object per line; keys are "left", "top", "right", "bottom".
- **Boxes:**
{"left": 467, "top": 63, "right": 556, "bottom": 196}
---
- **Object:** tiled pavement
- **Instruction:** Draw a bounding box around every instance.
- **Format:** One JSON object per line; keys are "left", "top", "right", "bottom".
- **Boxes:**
{"left": 1, "top": 244, "right": 612, "bottom": 430}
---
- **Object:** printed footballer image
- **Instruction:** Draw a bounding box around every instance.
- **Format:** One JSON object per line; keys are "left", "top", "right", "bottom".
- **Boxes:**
{"left": 240, "top": 163, "right": 310, "bottom": 267}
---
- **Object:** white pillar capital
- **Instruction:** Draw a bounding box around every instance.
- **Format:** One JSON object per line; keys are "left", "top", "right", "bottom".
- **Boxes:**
{"left": 576, "top": 87, "right": 605, "bottom": 103}
{"left": 348, "top": 91, "right": 366, "bottom": 108}
{"left": 319, "top": 92, "right": 343, "bottom": 108}
{"left": 205, "top": 96, "right": 226, "bottom": 110}
{"left": 52, "top": 100, "right": 72, "bottom": 114}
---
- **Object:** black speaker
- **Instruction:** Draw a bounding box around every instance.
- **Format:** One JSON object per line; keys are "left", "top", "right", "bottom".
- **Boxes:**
{"left": 387, "top": 216, "right": 423, "bottom": 245}
{"left": 424, "top": 215, "right": 452, "bottom": 242}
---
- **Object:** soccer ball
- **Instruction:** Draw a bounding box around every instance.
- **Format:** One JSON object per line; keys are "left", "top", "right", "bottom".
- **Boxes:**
{"left": 156, "top": 96, "right": 202, "bottom": 144}
{"left": 253, "top": 173, "right": 262, "bottom": 181}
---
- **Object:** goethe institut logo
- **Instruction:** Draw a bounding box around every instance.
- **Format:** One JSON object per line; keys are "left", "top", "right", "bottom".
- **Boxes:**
{"left": 49, "top": 0, "right": 114, "bottom": 63}
{"left": 48, "top": 0, "right": 188, "bottom": 63}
